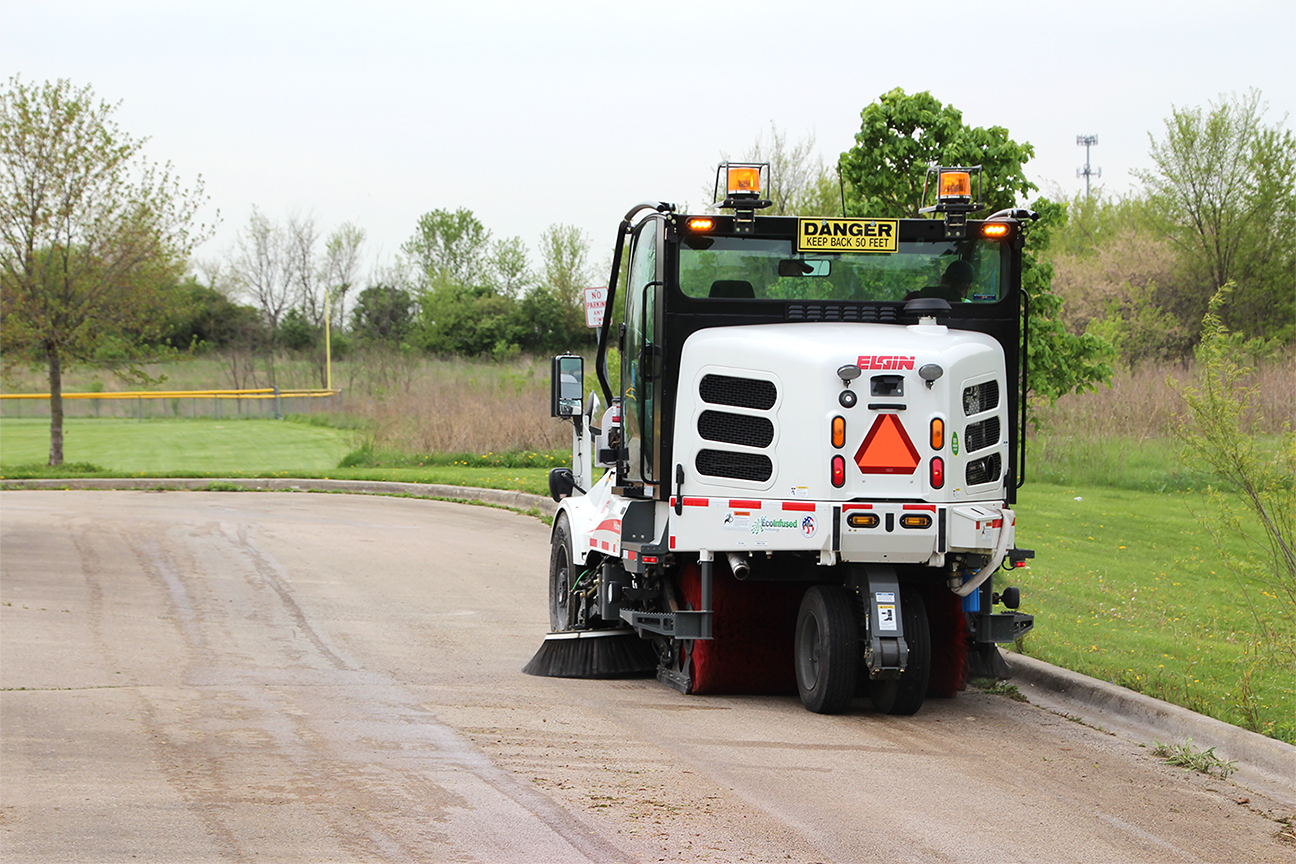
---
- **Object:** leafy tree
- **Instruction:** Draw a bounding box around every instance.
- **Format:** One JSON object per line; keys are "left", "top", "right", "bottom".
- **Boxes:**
{"left": 1138, "top": 89, "right": 1296, "bottom": 341}
{"left": 278, "top": 307, "right": 318, "bottom": 352}
{"left": 402, "top": 207, "right": 492, "bottom": 290}
{"left": 414, "top": 283, "right": 521, "bottom": 357}
{"left": 0, "top": 77, "right": 209, "bottom": 464}
{"left": 489, "top": 235, "right": 531, "bottom": 298}
{"left": 538, "top": 223, "right": 594, "bottom": 347}
{"left": 320, "top": 222, "right": 365, "bottom": 329}
{"left": 162, "top": 278, "right": 266, "bottom": 351}
{"left": 1048, "top": 191, "right": 1187, "bottom": 363}
{"left": 350, "top": 284, "right": 415, "bottom": 345}
{"left": 839, "top": 88, "right": 1036, "bottom": 218}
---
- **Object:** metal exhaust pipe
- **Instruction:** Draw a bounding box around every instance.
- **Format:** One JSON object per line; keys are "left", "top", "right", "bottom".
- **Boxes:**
{"left": 726, "top": 552, "right": 751, "bottom": 580}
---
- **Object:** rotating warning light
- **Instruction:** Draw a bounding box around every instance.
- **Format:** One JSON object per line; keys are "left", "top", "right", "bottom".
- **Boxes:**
{"left": 728, "top": 165, "right": 762, "bottom": 196}
{"left": 938, "top": 170, "right": 972, "bottom": 201}
{"left": 854, "top": 414, "right": 921, "bottom": 475}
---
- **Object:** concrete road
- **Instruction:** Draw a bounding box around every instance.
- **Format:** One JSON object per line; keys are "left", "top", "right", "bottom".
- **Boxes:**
{"left": 1, "top": 491, "right": 1291, "bottom": 863}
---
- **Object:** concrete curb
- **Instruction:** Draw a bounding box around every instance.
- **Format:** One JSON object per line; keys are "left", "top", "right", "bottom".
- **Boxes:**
{"left": 1007, "top": 651, "right": 1295, "bottom": 803}
{"left": 0, "top": 476, "right": 560, "bottom": 517}
{"left": 2, "top": 478, "right": 1290, "bottom": 800}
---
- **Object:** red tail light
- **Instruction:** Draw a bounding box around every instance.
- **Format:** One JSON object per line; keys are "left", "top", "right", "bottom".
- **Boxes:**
{"left": 930, "top": 456, "right": 945, "bottom": 489}
{"left": 831, "top": 455, "right": 846, "bottom": 488}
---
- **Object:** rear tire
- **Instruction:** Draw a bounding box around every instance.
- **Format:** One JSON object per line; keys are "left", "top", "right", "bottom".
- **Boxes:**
{"left": 795, "top": 585, "right": 860, "bottom": 714}
{"left": 549, "top": 514, "right": 576, "bottom": 631}
{"left": 870, "top": 587, "right": 930, "bottom": 715}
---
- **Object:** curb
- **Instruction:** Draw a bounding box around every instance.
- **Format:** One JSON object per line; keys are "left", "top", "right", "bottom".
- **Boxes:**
{"left": 1007, "top": 651, "right": 1295, "bottom": 803}
{"left": 0, "top": 476, "right": 560, "bottom": 517}
{"left": 2, "top": 478, "right": 1290, "bottom": 800}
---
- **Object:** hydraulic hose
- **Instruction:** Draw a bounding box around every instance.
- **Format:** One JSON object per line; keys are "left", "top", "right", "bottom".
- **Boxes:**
{"left": 952, "top": 508, "right": 1015, "bottom": 597}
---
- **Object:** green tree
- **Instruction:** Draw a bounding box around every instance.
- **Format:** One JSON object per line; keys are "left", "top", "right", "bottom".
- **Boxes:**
{"left": 538, "top": 223, "right": 594, "bottom": 347}
{"left": 402, "top": 208, "right": 492, "bottom": 290}
{"left": 1137, "top": 89, "right": 1296, "bottom": 341}
{"left": 839, "top": 88, "right": 1037, "bottom": 218}
{"left": 350, "top": 284, "right": 415, "bottom": 345}
{"left": 0, "top": 77, "right": 209, "bottom": 464}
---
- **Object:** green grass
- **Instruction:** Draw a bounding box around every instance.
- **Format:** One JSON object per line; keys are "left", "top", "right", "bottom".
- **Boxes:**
{"left": 0, "top": 417, "right": 354, "bottom": 474}
{"left": 1012, "top": 482, "right": 1293, "bottom": 743}
{"left": 0, "top": 418, "right": 555, "bottom": 495}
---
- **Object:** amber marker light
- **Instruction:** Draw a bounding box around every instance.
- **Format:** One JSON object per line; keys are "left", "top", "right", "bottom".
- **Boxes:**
{"left": 728, "top": 166, "right": 761, "bottom": 195}
{"left": 981, "top": 222, "right": 1010, "bottom": 238}
{"left": 930, "top": 417, "right": 944, "bottom": 450}
{"left": 688, "top": 217, "right": 715, "bottom": 232}
{"left": 847, "top": 512, "right": 879, "bottom": 529}
{"left": 900, "top": 513, "right": 933, "bottom": 529}
{"left": 832, "top": 415, "right": 846, "bottom": 449}
{"left": 938, "top": 171, "right": 972, "bottom": 200}
{"left": 831, "top": 455, "right": 846, "bottom": 488}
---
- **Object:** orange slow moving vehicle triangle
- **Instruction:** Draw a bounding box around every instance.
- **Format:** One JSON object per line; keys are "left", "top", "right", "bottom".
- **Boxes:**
{"left": 854, "top": 414, "right": 921, "bottom": 475}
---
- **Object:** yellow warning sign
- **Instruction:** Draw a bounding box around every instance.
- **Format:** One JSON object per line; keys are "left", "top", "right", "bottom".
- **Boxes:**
{"left": 797, "top": 218, "right": 899, "bottom": 253}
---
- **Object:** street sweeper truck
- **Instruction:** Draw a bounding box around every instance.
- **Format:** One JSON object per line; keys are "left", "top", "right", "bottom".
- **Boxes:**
{"left": 524, "top": 163, "right": 1035, "bottom": 715}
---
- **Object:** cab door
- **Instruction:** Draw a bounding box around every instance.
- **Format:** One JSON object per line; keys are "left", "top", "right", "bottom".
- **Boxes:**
{"left": 621, "top": 216, "right": 662, "bottom": 486}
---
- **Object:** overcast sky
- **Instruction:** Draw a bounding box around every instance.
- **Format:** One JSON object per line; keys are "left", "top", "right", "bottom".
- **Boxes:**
{"left": 6, "top": 0, "right": 1293, "bottom": 285}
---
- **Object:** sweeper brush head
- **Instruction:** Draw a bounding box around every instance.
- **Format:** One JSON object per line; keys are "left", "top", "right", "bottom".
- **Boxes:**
{"left": 522, "top": 629, "right": 658, "bottom": 679}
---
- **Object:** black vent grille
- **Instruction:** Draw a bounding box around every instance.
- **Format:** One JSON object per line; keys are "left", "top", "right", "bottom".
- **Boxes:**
{"left": 962, "top": 380, "right": 1000, "bottom": 416}
{"left": 966, "top": 453, "right": 1002, "bottom": 486}
{"left": 699, "top": 374, "right": 777, "bottom": 410}
{"left": 698, "top": 410, "right": 774, "bottom": 448}
{"left": 786, "top": 303, "right": 899, "bottom": 324}
{"left": 696, "top": 449, "right": 773, "bottom": 482}
{"left": 964, "top": 417, "right": 1001, "bottom": 453}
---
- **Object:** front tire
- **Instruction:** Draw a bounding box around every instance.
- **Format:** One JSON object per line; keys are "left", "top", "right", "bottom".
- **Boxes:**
{"left": 870, "top": 587, "right": 931, "bottom": 715}
{"left": 549, "top": 514, "right": 576, "bottom": 631}
{"left": 795, "top": 585, "right": 860, "bottom": 714}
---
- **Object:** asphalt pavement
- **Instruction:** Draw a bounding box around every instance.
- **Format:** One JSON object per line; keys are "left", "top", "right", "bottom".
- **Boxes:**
{"left": 5, "top": 475, "right": 1293, "bottom": 807}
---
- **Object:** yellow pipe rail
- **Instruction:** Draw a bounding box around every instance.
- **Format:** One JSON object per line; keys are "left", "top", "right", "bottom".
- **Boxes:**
{"left": 1, "top": 388, "right": 340, "bottom": 400}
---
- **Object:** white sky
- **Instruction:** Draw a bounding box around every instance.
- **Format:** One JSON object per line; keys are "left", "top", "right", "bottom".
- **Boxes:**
{"left": 6, "top": 0, "right": 1294, "bottom": 285}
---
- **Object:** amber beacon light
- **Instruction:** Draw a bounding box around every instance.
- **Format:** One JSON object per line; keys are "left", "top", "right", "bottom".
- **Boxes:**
{"left": 728, "top": 165, "right": 762, "bottom": 196}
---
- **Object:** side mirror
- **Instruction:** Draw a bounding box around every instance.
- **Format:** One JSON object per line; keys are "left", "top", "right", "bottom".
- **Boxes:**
{"left": 551, "top": 354, "right": 584, "bottom": 418}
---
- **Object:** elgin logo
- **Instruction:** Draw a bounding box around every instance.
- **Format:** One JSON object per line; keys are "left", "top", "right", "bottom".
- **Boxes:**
{"left": 857, "top": 355, "right": 915, "bottom": 371}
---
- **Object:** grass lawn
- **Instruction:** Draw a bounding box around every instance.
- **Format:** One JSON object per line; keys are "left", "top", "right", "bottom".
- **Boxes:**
{"left": 1013, "top": 482, "right": 1292, "bottom": 743}
{"left": 0, "top": 417, "right": 354, "bottom": 474}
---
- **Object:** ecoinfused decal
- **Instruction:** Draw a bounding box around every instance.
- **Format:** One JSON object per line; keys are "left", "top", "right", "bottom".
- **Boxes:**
{"left": 750, "top": 516, "right": 800, "bottom": 536}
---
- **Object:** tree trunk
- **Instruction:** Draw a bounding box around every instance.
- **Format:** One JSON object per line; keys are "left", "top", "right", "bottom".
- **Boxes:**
{"left": 47, "top": 344, "right": 64, "bottom": 466}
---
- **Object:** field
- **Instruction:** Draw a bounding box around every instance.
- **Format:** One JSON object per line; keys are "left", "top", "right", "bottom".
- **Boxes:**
{"left": 3, "top": 352, "right": 1293, "bottom": 741}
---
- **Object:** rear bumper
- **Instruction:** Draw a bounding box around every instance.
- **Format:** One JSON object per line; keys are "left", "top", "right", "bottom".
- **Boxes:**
{"left": 667, "top": 496, "right": 1013, "bottom": 564}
